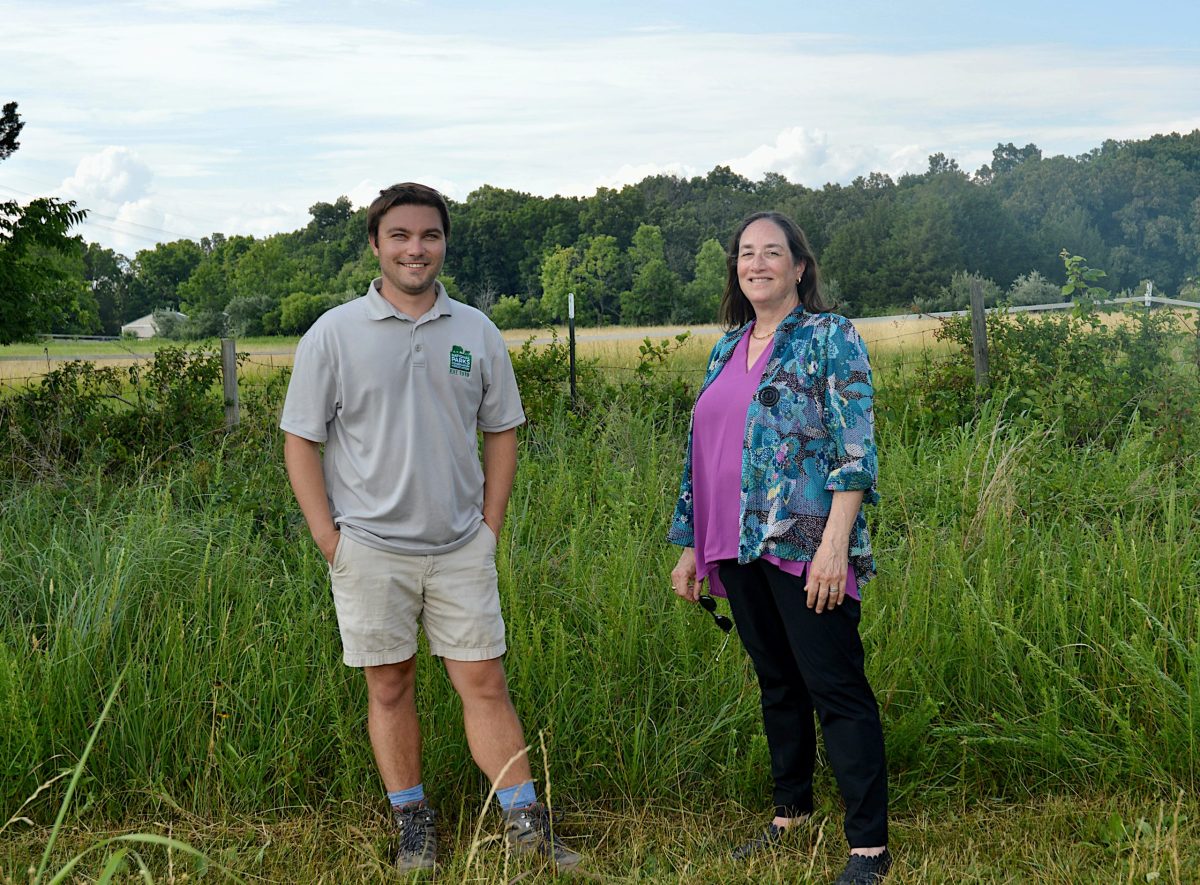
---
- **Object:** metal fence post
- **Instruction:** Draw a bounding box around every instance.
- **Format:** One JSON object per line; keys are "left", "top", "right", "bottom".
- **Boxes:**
{"left": 568, "top": 293, "right": 576, "bottom": 407}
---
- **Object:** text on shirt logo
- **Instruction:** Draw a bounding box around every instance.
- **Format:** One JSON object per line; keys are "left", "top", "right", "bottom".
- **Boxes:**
{"left": 449, "top": 345, "right": 473, "bottom": 376}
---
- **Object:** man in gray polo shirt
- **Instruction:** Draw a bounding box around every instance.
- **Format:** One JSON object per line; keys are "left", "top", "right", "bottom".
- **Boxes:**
{"left": 281, "top": 182, "right": 579, "bottom": 871}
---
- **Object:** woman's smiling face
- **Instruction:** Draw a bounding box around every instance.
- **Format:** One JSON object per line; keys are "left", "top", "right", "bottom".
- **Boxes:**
{"left": 736, "top": 218, "right": 806, "bottom": 315}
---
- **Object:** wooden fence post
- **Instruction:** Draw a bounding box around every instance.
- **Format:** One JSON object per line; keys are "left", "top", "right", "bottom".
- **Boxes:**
{"left": 969, "top": 279, "right": 989, "bottom": 392}
{"left": 221, "top": 338, "right": 240, "bottom": 430}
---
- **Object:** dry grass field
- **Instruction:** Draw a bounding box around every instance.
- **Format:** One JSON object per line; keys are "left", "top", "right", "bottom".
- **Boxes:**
{"left": 4, "top": 308, "right": 1191, "bottom": 386}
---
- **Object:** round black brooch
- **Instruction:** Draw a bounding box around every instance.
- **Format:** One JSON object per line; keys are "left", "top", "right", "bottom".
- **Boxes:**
{"left": 757, "top": 387, "right": 780, "bottom": 407}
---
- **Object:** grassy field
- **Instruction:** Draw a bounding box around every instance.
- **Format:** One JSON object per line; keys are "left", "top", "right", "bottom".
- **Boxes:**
{"left": 3, "top": 793, "right": 1196, "bottom": 883}
{"left": 0, "top": 317, "right": 952, "bottom": 383}
{"left": 1, "top": 326, "right": 1197, "bottom": 882}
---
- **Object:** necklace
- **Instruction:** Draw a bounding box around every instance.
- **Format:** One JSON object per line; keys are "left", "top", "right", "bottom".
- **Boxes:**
{"left": 750, "top": 326, "right": 776, "bottom": 341}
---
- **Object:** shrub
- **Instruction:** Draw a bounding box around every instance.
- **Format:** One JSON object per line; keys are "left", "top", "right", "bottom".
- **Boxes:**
{"left": 178, "top": 308, "right": 229, "bottom": 339}
{"left": 150, "top": 309, "right": 185, "bottom": 339}
{"left": 0, "top": 345, "right": 238, "bottom": 478}
{"left": 509, "top": 329, "right": 600, "bottom": 426}
{"left": 914, "top": 270, "right": 1001, "bottom": 313}
{"left": 914, "top": 305, "right": 1194, "bottom": 446}
{"left": 225, "top": 294, "right": 279, "bottom": 337}
{"left": 491, "top": 295, "right": 540, "bottom": 330}
{"left": 508, "top": 329, "right": 695, "bottom": 429}
{"left": 908, "top": 251, "right": 1200, "bottom": 447}
{"left": 279, "top": 291, "right": 341, "bottom": 335}
{"left": 1006, "top": 270, "right": 1060, "bottom": 306}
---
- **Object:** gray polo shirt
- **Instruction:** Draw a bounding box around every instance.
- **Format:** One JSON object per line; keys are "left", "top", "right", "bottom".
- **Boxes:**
{"left": 280, "top": 279, "right": 525, "bottom": 555}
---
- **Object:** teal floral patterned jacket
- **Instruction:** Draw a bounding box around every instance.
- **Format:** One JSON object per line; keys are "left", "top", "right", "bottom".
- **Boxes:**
{"left": 668, "top": 307, "right": 879, "bottom": 585}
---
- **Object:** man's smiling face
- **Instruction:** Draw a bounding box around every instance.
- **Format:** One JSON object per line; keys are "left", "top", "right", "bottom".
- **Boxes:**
{"left": 371, "top": 203, "right": 447, "bottom": 302}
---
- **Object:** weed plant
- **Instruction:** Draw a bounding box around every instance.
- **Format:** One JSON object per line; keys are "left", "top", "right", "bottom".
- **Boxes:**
{"left": 1, "top": 327, "right": 1198, "bottom": 880}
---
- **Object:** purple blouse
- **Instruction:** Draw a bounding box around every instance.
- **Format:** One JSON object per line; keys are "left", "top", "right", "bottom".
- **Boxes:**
{"left": 690, "top": 326, "right": 860, "bottom": 600}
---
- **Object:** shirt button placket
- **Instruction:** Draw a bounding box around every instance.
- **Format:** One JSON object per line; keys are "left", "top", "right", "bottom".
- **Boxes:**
{"left": 412, "top": 325, "right": 425, "bottom": 368}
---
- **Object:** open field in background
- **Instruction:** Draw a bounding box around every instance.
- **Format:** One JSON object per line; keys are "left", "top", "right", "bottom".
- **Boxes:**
{"left": 0, "top": 313, "right": 972, "bottom": 384}
{"left": 2, "top": 312, "right": 1198, "bottom": 882}
{"left": 0, "top": 335, "right": 306, "bottom": 358}
{"left": 6, "top": 306, "right": 1194, "bottom": 384}
{"left": 0, "top": 336, "right": 301, "bottom": 385}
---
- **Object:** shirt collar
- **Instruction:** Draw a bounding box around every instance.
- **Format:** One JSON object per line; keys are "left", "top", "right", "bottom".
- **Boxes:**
{"left": 364, "top": 278, "right": 454, "bottom": 323}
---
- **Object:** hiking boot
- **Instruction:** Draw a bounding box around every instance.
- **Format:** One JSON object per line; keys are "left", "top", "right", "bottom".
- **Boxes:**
{"left": 833, "top": 848, "right": 892, "bottom": 884}
{"left": 502, "top": 802, "right": 581, "bottom": 869}
{"left": 391, "top": 801, "right": 437, "bottom": 871}
{"left": 731, "top": 822, "right": 786, "bottom": 860}
{"left": 731, "top": 815, "right": 812, "bottom": 861}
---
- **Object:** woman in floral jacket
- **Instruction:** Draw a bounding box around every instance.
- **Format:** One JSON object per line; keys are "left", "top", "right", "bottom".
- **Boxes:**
{"left": 669, "top": 211, "right": 891, "bottom": 885}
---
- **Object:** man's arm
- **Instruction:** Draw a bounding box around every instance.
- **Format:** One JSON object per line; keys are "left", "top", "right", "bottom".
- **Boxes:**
{"left": 481, "top": 427, "right": 518, "bottom": 540}
{"left": 283, "top": 431, "right": 340, "bottom": 564}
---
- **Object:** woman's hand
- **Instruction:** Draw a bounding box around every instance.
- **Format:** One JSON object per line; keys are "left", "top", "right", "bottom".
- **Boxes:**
{"left": 671, "top": 547, "right": 701, "bottom": 603}
{"left": 805, "top": 490, "right": 862, "bottom": 613}
{"left": 805, "top": 537, "right": 849, "bottom": 613}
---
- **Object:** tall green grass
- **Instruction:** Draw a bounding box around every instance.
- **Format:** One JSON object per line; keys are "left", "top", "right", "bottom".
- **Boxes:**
{"left": 2, "top": 361, "right": 1197, "bottom": 831}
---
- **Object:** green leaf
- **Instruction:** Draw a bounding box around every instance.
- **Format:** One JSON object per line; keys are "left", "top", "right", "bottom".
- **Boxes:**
{"left": 94, "top": 848, "right": 130, "bottom": 884}
{"left": 36, "top": 669, "right": 128, "bottom": 883}
{"left": 1102, "top": 810, "right": 1126, "bottom": 845}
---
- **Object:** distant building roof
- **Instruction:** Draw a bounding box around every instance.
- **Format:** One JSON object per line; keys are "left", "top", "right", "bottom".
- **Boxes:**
{"left": 120, "top": 311, "right": 187, "bottom": 338}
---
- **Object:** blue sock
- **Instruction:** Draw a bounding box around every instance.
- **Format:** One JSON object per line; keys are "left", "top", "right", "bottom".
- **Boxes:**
{"left": 495, "top": 781, "right": 537, "bottom": 811}
{"left": 387, "top": 784, "right": 425, "bottom": 808}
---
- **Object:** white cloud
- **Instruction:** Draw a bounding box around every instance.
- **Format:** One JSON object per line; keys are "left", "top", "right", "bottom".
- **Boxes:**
{"left": 216, "top": 203, "right": 304, "bottom": 239}
{"left": 165, "top": 0, "right": 280, "bottom": 8}
{"left": 114, "top": 199, "right": 166, "bottom": 234}
{"left": 75, "top": 198, "right": 171, "bottom": 256}
{"left": 342, "top": 176, "right": 464, "bottom": 211}
{"left": 58, "top": 148, "right": 175, "bottom": 254}
{"left": 60, "top": 146, "right": 153, "bottom": 204}
{"left": 592, "top": 161, "right": 697, "bottom": 192}
{"left": 346, "top": 179, "right": 383, "bottom": 210}
{"left": 6, "top": 4, "right": 1199, "bottom": 249}
{"left": 725, "top": 128, "right": 929, "bottom": 186}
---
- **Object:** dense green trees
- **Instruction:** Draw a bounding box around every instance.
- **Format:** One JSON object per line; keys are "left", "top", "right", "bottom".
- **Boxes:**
{"left": 124, "top": 239, "right": 204, "bottom": 319}
{"left": 678, "top": 238, "right": 726, "bottom": 323}
{"left": 6, "top": 126, "right": 1200, "bottom": 340}
{"left": 539, "top": 234, "right": 626, "bottom": 325}
{"left": 0, "top": 103, "right": 90, "bottom": 343}
{"left": 620, "top": 224, "right": 681, "bottom": 325}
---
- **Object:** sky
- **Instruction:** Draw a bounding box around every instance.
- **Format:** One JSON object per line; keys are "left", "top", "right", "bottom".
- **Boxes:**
{"left": 3, "top": 0, "right": 1200, "bottom": 256}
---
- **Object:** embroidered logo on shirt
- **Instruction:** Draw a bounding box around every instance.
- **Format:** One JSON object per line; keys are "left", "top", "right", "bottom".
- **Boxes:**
{"left": 449, "top": 345, "right": 473, "bottom": 376}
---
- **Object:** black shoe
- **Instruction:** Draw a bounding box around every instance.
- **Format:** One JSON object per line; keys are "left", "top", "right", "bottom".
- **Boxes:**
{"left": 833, "top": 848, "right": 892, "bottom": 884}
{"left": 502, "top": 802, "right": 582, "bottom": 869}
{"left": 391, "top": 801, "right": 437, "bottom": 871}
{"left": 731, "top": 820, "right": 800, "bottom": 860}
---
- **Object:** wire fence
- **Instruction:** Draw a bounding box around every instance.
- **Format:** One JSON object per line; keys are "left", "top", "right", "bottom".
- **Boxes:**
{"left": 4, "top": 303, "right": 1196, "bottom": 392}
{"left": 242, "top": 355, "right": 286, "bottom": 370}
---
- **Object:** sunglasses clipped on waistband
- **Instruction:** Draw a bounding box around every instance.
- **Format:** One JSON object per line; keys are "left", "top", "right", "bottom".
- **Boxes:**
{"left": 698, "top": 594, "right": 733, "bottom": 633}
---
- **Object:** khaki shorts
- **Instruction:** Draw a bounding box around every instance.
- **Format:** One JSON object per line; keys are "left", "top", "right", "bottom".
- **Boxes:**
{"left": 328, "top": 526, "right": 506, "bottom": 667}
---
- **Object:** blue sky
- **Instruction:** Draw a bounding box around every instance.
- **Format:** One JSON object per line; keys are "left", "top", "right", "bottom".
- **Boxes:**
{"left": 3, "top": 0, "right": 1199, "bottom": 255}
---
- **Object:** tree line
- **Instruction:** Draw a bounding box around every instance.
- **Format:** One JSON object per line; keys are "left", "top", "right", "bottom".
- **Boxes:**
{"left": 5, "top": 99, "right": 1200, "bottom": 342}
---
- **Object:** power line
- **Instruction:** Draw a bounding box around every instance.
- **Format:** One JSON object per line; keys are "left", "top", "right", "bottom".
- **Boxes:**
{"left": 0, "top": 169, "right": 236, "bottom": 231}
{"left": 0, "top": 182, "right": 201, "bottom": 242}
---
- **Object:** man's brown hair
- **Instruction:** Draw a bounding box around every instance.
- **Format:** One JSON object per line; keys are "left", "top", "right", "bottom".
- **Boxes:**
{"left": 367, "top": 182, "right": 451, "bottom": 244}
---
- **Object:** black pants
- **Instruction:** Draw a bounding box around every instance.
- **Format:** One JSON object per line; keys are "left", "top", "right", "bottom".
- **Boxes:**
{"left": 719, "top": 559, "right": 888, "bottom": 847}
